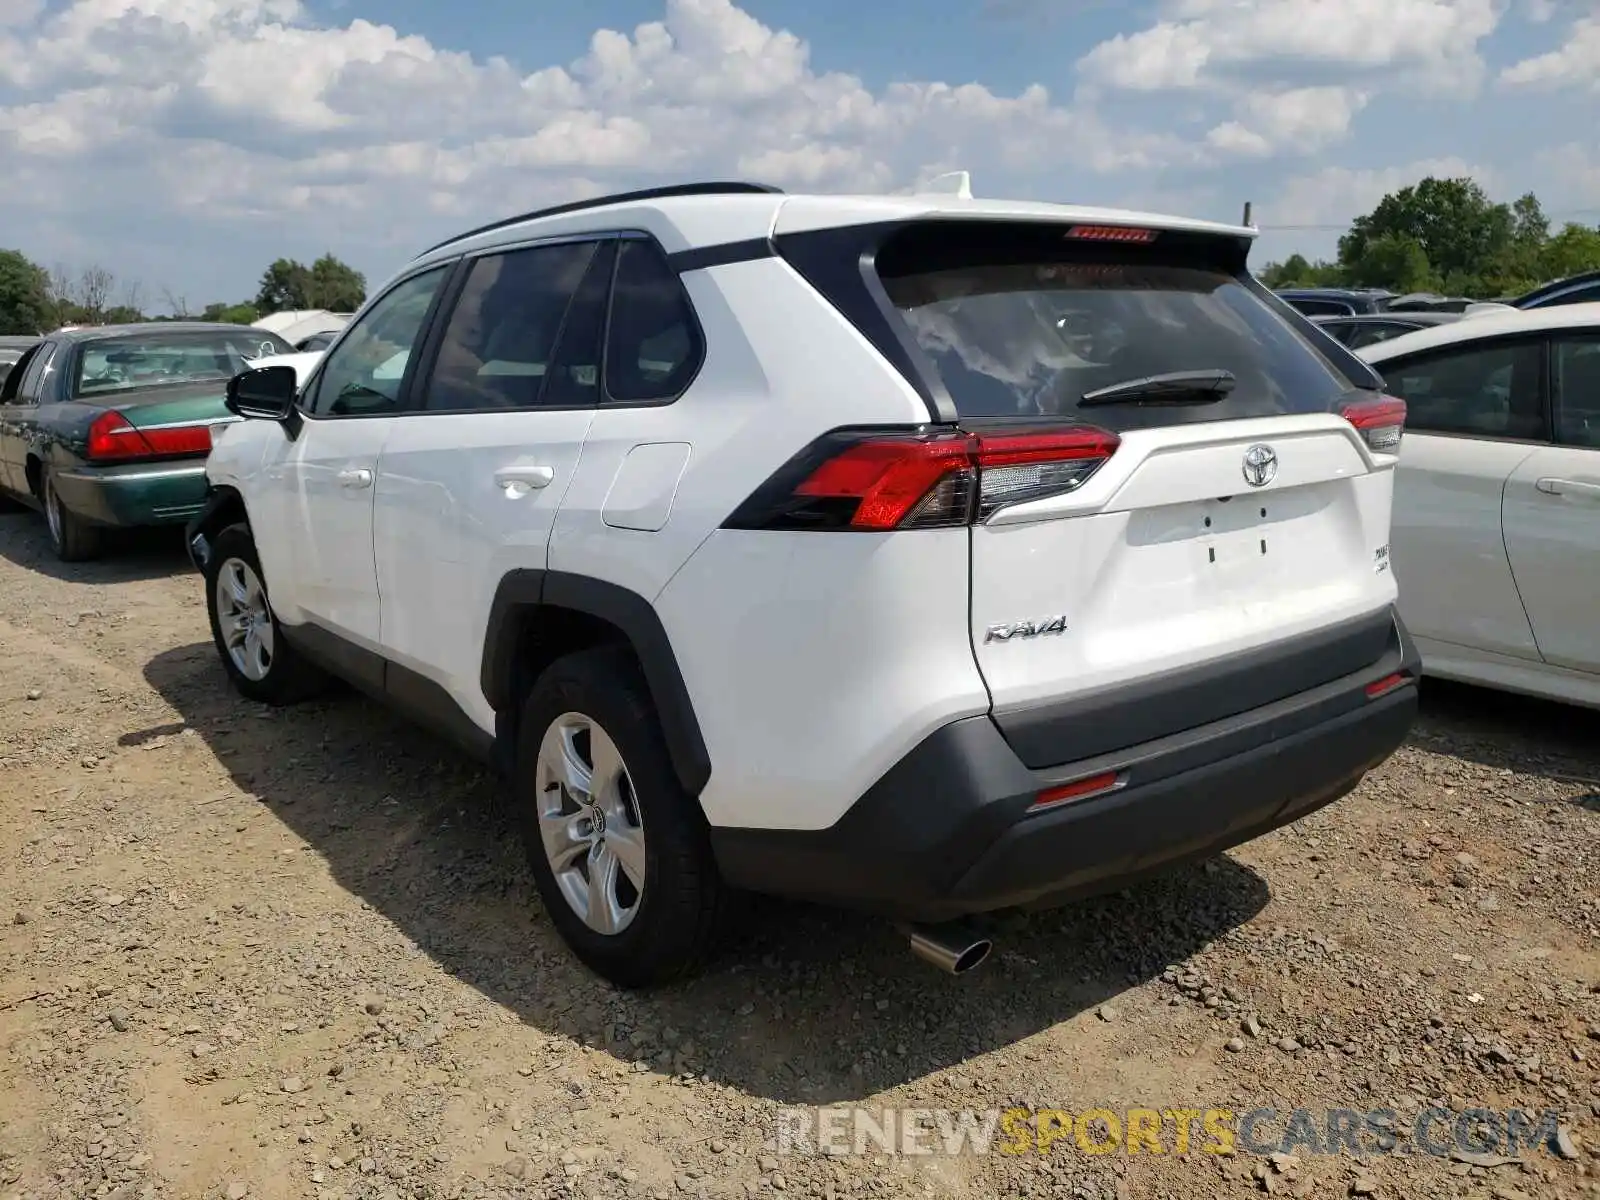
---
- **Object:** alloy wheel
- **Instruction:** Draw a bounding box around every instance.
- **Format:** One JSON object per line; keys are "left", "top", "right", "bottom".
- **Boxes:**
{"left": 534, "top": 712, "right": 647, "bottom": 935}
{"left": 214, "top": 557, "right": 275, "bottom": 681}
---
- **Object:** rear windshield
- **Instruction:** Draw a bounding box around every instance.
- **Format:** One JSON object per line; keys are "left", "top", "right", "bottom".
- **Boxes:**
{"left": 73, "top": 330, "right": 293, "bottom": 398}
{"left": 876, "top": 225, "right": 1357, "bottom": 430}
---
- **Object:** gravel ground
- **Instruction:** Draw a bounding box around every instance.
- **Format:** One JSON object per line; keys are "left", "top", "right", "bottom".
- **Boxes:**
{"left": 0, "top": 508, "right": 1597, "bottom": 1200}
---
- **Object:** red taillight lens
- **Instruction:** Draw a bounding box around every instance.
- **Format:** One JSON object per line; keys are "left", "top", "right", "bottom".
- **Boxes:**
{"left": 1340, "top": 395, "right": 1406, "bottom": 454}
{"left": 86, "top": 411, "right": 211, "bottom": 463}
{"left": 792, "top": 436, "right": 974, "bottom": 530}
{"left": 973, "top": 428, "right": 1121, "bottom": 521}
{"left": 725, "top": 424, "right": 1120, "bottom": 532}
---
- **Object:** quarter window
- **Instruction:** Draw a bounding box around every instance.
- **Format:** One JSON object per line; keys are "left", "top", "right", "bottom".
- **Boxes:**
{"left": 1552, "top": 333, "right": 1600, "bottom": 450}
{"left": 1381, "top": 340, "right": 1546, "bottom": 440}
{"left": 308, "top": 266, "right": 449, "bottom": 417}
{"left": 603, "top": 240, "right": 702, "bottom": 404}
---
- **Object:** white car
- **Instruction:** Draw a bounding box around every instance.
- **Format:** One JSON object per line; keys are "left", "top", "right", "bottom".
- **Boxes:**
{"left": 1360, "top": 303, "right": 1600, "bottom": 709}
{"left": 185, "top": 181, "right": 1417, "bottom": 986}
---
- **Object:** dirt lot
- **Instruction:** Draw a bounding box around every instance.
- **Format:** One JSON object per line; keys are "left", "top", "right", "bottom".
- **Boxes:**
{"left": 0, "top": 508, "right": 1597, "bottom": 1200}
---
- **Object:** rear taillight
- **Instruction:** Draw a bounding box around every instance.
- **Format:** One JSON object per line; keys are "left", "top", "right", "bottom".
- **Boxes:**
{"left": 723, "top": 424, "right": 1120, "bottom": 532}
{"left": 1340, "top": 395, "right": 1406, "bottom": 454}
{"left": 86, "top": 411, "right": 213, "bottom": 463}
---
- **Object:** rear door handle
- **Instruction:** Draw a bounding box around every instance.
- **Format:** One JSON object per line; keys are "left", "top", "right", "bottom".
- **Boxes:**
{"left": 1535, "top": 477, "right": 1600, "bottom": 501}
{"left": 494, "top": 465, "right": 554, "bottom": 493}
{"left": 337, "top": 468, "right": 373, "bottom": 489}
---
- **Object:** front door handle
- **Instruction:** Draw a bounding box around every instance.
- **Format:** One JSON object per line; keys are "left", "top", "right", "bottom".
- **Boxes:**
{"left": 337, "top": 468, "right": 373, "bottom": 489}
{"left": 1536, "top": 477, "right": 1600, "bottom": 501}
{"left": 494, "top": 465, "right": 555, "bottom": 494}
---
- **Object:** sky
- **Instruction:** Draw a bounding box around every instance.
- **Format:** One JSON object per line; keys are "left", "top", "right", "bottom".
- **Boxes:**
{"left": 2, "top": 0, "right": 1599, "bottom": 310}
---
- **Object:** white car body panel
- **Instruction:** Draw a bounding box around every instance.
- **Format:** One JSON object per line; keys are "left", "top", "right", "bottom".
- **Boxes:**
{"left": 200, "top": 185, "right": 1407, "bottom": 845}
{"left": 1361, "top": 311, "right": 1600, "bottom": 708}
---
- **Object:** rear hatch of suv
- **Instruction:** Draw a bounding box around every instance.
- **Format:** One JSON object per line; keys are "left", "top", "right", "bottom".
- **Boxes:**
{"left": 775, "top": 212, "right": 1406, "bottom": 770}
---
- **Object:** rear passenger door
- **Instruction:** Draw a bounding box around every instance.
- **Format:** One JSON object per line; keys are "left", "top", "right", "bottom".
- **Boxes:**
{"left": 1382, "top": 336, "right": 1548, "bottom": 661}
{"left": 372, "top": 236, "right": 613, "bottom": 731}
{"left": 1501, "top": 331, "right": 1600, "bottom": 674}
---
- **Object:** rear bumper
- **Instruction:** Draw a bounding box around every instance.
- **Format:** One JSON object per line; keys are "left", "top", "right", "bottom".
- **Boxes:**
{"left": 709, "top": 605, "right": 1419, "bottom": 922}
{"left": 51, "top": 461, "right": 209, "bottom": 528}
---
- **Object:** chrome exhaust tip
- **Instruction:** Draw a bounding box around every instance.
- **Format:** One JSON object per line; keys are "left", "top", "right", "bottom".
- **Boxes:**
{"left": 902, "top": 922, "right": 993, "bottom": 975}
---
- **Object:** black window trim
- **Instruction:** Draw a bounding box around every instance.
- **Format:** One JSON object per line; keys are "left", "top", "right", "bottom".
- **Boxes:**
{"left": 1376, "top": 331, "right": 1553, "bottom": 446}
{"left": 1547, "top": 327, "right": 1600, "bottom": 452}
{"left": 296, "top": 259, "right": 462, "bottom": 423}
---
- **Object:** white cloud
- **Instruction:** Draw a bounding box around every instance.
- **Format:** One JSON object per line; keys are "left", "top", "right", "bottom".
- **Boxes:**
{"left": 1205, "top": 86, "right": 1371, "bottom": 158}
{"left": 1080, "top": 0, "right": 1500, "bottom": 95}
{"left": 1501, "top": 15, "right": 1600, "bottom": 91}
{"left": 0, "top": 0, "right": 1178, "bottom": 273}
{"left": 1266, "top": 156, "right": 1497, "bottom": 230}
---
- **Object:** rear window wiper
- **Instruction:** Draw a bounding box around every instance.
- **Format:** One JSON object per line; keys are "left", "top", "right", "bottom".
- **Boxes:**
{"left": 1079, "top": 369, "right": 1237, "bottom": 407}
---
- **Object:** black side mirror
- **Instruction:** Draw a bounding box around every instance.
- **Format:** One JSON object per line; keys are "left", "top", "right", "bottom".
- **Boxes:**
{"left": 226, "top": 366, "right": 298, "bottom": 422}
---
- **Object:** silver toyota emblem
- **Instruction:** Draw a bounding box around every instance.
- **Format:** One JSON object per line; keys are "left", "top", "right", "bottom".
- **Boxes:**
{"left": 1242, "top": 444, "right": 1278, "bottom": 488}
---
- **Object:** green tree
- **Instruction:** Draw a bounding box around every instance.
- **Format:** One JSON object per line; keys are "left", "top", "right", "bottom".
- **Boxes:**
{"left": 307, "top": 254, "right": 365, "bottom": 311}
{"left": 1343, "top": 235, "right": 1436, "bottom": 293}
{"left": 255, "top": 258, "right": 313, "bottom": 314}
{"left": 1257, "top": 254, "right": 1345, "bottom": 289}
{"left": 1339, "top": 177, "right": 1512, "bottom": 290}
{"left": 1537, "top": 223, "right": 1600, "bottom": 282}
{"left": 0, "top": 249, "right": 53, "bottom": 334}
{"left": 200, "top": 301, "right": 260, "bottom": 325}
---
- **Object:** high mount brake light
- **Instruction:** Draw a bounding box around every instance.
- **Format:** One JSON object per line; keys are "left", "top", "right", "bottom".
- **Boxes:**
{"left": 1339, "top": 395, "right": 1407, "bottom": 454}
{"left": 724, "top": 425, "right": 1121, "bottom": 532}
{"left": 1065, "top": 225, "right": 1157, "bottom": 243}
{"left": 86, "top": 411, "right": 213, "bottom": 463}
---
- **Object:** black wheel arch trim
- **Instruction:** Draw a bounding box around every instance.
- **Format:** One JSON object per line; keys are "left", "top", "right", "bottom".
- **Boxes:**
{"left": 481, "top": 569, "right": 712, "bottom": 796}
{"left": 184, "top": 484, "right": 250, "bottom": 571}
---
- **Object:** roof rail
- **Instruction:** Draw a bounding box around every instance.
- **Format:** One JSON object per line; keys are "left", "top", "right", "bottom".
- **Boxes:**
{"left": 414, "top": 181, "right": 784, "bottom": 258}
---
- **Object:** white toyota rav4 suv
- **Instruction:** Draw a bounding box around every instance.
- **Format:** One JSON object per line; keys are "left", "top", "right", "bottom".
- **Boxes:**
{"left": 187, "top": 181, "right": 1419, "bottom": 986}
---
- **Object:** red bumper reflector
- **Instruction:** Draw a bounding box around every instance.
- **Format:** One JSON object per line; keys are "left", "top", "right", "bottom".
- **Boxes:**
{"left": 1365, "top": 672, "right": 1410, "bottom": 700}
{"left": 1029, "top": 770, "right": 1123, "bottom": 813}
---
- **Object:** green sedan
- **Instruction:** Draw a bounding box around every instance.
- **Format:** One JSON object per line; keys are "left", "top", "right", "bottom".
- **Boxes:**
{"left": 0, "top": 322, "right": 293, "bottom": 561}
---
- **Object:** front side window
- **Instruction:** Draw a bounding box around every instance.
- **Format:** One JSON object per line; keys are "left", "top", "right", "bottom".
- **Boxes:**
{"left": 1380, "top": 340, "right": 1546, "bottom": 440}
{"left": 422, "top": 241, "right": 599, "bottom": 412}
{"left": 309, "top": 267, "right": 449, "bottom": 417}
{"left": 72, "top": 331, "right": 290, "bottom": 399}
{"left": 1553, "top": 333, "right": 1600, "bottom": 450}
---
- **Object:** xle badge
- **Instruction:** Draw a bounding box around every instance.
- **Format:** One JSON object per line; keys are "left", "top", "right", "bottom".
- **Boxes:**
{"left": 984, "top": 615, "right": 1068, "bottom": 644}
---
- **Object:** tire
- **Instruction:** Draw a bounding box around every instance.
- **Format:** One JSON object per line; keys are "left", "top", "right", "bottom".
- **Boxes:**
{"left": 203, "top": 522, "right": 328, "bottom": 705}
{"left": 515, "top": 646, "right": 727, "bottom": 987}
{"left": 41, "top": 470, "right": 104, "bottom": 562}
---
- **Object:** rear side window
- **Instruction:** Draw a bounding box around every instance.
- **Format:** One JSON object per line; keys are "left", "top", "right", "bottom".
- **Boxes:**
{"left": 875, "top": 225, "right": 1356, "bottom": 430}
{"left": 1380, "top": 340, "right": 1546, "bottom": 440}
{"left": 424, "top": 241, "right": 598, "bottom": 411}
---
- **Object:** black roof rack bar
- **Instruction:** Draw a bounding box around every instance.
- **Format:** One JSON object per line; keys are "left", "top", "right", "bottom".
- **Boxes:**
{"left": 414, "top": 181, "right": 785, "bottom": 258}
